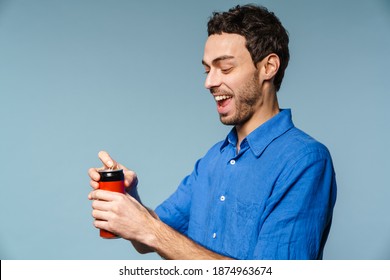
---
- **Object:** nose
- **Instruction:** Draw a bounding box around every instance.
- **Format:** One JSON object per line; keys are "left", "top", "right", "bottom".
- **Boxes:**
{"left": 204, "top": 69, "right": 222, "bottom": 90}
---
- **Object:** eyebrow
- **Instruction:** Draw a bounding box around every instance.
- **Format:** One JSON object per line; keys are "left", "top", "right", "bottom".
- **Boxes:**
{"left": 202, "top": 55, "right": 235, "bottom": 67}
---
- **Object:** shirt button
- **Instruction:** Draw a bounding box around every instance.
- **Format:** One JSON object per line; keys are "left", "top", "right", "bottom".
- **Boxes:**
{"left": 212, "top": 233, "right": 217, "bottom": 239}
{"left": 220, "top": 195, "right": 226, "bottom": 201}
{"left": 230, "top": 159, "right": 236, "bottom": 165}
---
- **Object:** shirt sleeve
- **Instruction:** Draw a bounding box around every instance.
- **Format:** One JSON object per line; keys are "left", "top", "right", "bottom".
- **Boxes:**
{"left": 253, "top": 148, "right": 337, "bottom": 259}
{"left": 154, "top": 159, "right": 200, "bottom": 235}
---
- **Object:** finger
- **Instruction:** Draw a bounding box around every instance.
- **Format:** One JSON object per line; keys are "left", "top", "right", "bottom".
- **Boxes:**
{"left": 123, "top": 169, "right": 138, "bottom": 188}
{"left": 98, "top": 150, "right": 116, "bottom": 169}
{"left": 91, "top": 199, "right": 111, "bottom": 211}
{"left": 88, "top": 189, "right": 121, "bottom": 201}
{"left": 88, "top": 167, "right": 101, "bottom": 181}
{"left": 93, "top": 219, "right": 109, "bottom": 231}
{"left": 89, "top": 180, "right": 99, "bottom": 190}
{"left": 92, "top": 209, "right": 110, "bottom": 221}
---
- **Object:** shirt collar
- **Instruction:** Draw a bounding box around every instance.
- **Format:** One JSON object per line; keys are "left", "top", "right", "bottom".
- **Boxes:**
{"left": 221, "top": 109, "right": 295, "bottom": 157}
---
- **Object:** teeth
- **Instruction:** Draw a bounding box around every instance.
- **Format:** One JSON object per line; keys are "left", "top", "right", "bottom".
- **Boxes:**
{"left": 214, "top": 95, "right": 231, "bottom": 101}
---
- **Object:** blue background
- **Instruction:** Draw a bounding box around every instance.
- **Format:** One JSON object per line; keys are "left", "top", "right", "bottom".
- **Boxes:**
{"left": 0, "top": 0, "right": 389, "bottom": 260}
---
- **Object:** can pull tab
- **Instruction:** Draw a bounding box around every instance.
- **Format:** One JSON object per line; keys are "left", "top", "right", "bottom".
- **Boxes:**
{"left": 108, "top": 161, "right": 117, "bottom": 171}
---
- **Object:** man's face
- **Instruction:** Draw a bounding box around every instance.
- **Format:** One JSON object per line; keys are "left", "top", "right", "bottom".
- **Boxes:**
{"left": 202, "top": 33, "right": 262, "bottom": 126}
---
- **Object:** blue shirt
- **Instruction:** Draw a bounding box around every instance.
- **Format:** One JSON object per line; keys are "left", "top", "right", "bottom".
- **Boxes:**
{"left": 155, "top": 109, "right": 337, "bottom": 259}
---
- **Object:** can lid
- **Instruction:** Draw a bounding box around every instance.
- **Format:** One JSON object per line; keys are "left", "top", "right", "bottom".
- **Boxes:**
{"left": 98, "top": 169, "right": 124, "bottom": 182}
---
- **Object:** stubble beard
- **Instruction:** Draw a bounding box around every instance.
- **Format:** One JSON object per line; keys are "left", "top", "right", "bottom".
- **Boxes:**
{"left": 219, "top": 73, "right": 262, "bottom": 126}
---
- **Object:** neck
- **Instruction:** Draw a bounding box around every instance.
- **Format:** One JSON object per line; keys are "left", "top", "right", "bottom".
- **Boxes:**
{"left": 235, "top": 94, "right": 280, "bottom": 151}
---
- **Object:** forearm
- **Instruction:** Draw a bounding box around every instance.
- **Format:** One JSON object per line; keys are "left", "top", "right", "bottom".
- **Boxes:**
{"left": 140, "top": 214, "right": 232, "bottom": 260}
{"left": 122, "top": 190, "right": 231, "bottom": 259}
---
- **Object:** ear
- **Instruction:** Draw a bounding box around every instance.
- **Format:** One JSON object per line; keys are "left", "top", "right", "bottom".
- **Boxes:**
{"left": 257, "top": 53, "right": 280, "bottom": 82}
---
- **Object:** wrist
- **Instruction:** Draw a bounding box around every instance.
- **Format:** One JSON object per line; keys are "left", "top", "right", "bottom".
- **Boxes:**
{"left": 138, "top": 216, "right": 161, "bottom": 251}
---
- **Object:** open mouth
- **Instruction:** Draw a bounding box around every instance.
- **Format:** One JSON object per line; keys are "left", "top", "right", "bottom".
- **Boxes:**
{"left": 214, "top": 95, "right": 233, "bottom": 114}
{"left": 215, "top": 95, "right": 233, "bottom": 106}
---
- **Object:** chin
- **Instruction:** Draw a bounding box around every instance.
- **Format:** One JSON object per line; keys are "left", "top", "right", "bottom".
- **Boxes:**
{"left": 219, "top": 115, "right": 236, "bottom": 126}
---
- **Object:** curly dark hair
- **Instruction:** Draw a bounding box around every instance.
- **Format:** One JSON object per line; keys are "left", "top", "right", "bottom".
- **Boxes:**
{"left": 207, "top": 4, "right": 289, "bottom": 91}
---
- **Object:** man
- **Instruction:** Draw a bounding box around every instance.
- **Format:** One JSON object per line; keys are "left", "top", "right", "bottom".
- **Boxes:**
{"left": 88, "top": 4, "right": 337, "bottom": 260}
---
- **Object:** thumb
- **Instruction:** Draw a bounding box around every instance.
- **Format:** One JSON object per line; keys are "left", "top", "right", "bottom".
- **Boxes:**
{"left": 98, "top": 150, "right": 117, "bottom": 169}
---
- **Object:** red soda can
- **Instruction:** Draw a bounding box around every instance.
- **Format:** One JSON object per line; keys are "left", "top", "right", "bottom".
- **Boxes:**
{"left": 98, "top": 169, "right": 125, "bottom": 239}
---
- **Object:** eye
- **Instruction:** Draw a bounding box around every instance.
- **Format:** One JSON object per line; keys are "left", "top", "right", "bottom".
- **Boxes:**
{"left": 221, "top": 67, "right": 233, "bottom": 74}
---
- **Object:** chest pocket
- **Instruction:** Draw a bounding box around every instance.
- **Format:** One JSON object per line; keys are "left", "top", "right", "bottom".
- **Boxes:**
{"left": 222, "top": 198, "right": 262, "bottom": 259}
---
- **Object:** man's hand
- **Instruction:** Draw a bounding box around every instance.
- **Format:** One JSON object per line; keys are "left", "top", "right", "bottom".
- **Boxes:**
{"left": 88, "top": 188, "right": 156, "bottom": 242}
{"left": 87, "top": 151, "right": 232, "bottom": 259}
{"left": 88, "top": 150, "right": 138, "bottom": 192}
